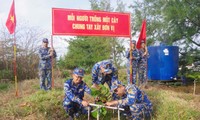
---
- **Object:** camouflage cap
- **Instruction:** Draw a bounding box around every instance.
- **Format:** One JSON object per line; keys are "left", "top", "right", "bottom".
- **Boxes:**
{"left": 141, "top": 40, "right": 145, "bottom": 44}
{"left": 73, "top": 68, "right": 85, "bottom": 77}
{"left": 43, "top": 38, "right": 48, "bottom": 43}
{"left": 101, "top": 61, "right": 112, "bottom": 74}
{"left": 132, "top": 40, "right": 136, "bottom": 44}
{"left": 110, "top": 80, "right": 122, "bottom": 93}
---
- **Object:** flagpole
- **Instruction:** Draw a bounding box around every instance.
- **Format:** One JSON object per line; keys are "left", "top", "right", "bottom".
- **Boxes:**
{"left": 146, "top": 45, "right": 148, "bottom": 86}
{"left": 129, "top": 14, "right": 133, "bottom": 84}
{"left": 6, "top": 0, "right": 18, "bottom": 97}
{"left": 14, "top": 32, "right": 18, "bottom": 97}
{"left": 129, "top": 37, "right": 133, "bottom": 84}
{"left": 51, "top": 35, "right": 54, "bottom": 89}
{"left": 13, "top": 0, "right": 18, "bottom": 97}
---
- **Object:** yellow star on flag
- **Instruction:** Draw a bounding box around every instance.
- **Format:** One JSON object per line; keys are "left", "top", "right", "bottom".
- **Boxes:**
{"left": 10, "top": 15, "right": 15, "bottom": 23}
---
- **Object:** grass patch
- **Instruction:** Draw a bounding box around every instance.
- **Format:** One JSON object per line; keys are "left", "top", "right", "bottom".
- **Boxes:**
{"left": 0, "top": 83, "right": 10, "bottom": 91}
{"left": 146, "top": 89, "right": 200, "bottom": 120}
{"left": 0, "top": 78, "right": 200, "bottom": 120}
{"left": 0, "top": 89, "right": 67, "bottom": 120}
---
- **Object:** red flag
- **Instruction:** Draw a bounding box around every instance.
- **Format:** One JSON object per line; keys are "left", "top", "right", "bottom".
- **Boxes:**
{"left": 136, "top": 20, "right": 146, "bottom": 49}
{"left": 6, "top": 0, "right": 16, "bottom": 34}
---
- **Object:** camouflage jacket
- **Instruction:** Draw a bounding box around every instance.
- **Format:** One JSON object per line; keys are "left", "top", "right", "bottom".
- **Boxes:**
{"left": 118, "top": 85, "right": 152, "bottom": 106}
{"left": 126, "top": 49, "right": 140, "bottom": 64}
{"left": 38, "top": 47, "right": 56, "bottom": 70}
{"left": 92, "top": 60, "right": 118, "bottom": 86}
{"left": 63, "top": 79, "right": 91, "bottom": 105}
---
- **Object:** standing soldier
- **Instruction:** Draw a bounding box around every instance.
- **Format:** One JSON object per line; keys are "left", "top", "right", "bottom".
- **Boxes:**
{"left": 38, "top": 38, "right": 56, "bottom": 90}
{"left": 138, "top": 40, "right": 149, "bottom": 87}
{"left": 126, "top": 40, "right": 140, "bottom": 85}
{"left": 91, "top": 60, "right": 119, "bottom": 89}
{"left": 63, "top": 68, "right": 91, "bottom": 119}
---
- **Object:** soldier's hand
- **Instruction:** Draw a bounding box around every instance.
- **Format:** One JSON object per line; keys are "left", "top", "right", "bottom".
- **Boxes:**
{"left": 130, "top": 57, "right": 133, "bottom": 60}
{"left": 129, "top": 47, "right": 134, "bottom": 51}
{"left": 91, "top": 84, "right": 100, "bottom": 90}
{"left": 82, "top": 100, "right": 89, "bottom": 107}
{"left": 105, "top": 101, "right": 118, "bottom": 106}
{"left": 50, "top": 48, "right": 54, "bottom": 51}
{"left": 48, "top": 49, "right": 52, "bottom": 53}
{"left": 105, "top": 101, "right": 113, "bottom": 106}
{"left": 49, "top": 48, "right": 54, "bottom": 53}
{"left": 143, "top": 52, "right": 147, "bottom": 57}
{"left": 49, "top": 52, "right": 53, "bottom": 56}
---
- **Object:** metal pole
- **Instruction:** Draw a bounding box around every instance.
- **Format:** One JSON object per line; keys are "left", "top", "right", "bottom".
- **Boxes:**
{"left": 97, "top": 106, "right": 100, "bottom": 120}
{"left": 89, "top": 103, "right": 124, "bottom": 111}
{"left": 118, "top": 105, "right": 120, "bottom": 120}
{"left": 89, "top": 103, "right": 124, "bottom": 119}
{"left": 88, "top": 107, "right": 90, "bottom": 120}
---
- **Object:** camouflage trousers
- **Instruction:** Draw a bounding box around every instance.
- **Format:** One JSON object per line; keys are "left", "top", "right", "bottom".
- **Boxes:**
{"left": 63, "top": 101, "right": 90, "bottom": 118}
{"left": 127, "top": 62, "right": 138, "bottom": 85}
{"left": 121, "top": 103, "right": 152, "bottom": 120}
{"left": 138, "top": 64, "right": 147, "bottom": 86}
{"left": 39, "top": 69, "right": 52, "bottom": 90}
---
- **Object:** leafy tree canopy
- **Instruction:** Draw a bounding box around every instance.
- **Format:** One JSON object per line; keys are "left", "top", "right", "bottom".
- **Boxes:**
{"left": 130, "top": 0, "right": 200, "bottom": 69}
{"left": 130, "top": 0, "right": 200, "bottom": 46}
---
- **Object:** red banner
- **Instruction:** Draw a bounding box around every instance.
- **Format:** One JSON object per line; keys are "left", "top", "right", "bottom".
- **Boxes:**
{"left": 52, "top": 8, "right": 130, "bottom": 37}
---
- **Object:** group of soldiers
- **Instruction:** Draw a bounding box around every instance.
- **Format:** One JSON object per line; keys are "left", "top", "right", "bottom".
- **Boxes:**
{"left": 126, "top": 40, "right": 149, "bottom": 86}
{"left": 38, "top": 38, "right": 152, "bottom": 120}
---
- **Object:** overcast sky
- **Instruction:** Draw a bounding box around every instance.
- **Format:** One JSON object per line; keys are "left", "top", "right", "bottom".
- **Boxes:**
{"left": 0, "top": 0, "right": 133, "bottom": 57}
{"left": 0, "top": 0, "right": 92, "bottom": 30}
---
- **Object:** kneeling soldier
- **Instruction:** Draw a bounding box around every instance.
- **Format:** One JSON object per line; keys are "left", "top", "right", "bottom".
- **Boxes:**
{"left": 105, "top": 82, "right": 152, "bottom": 120}
{"left": 63, "top": 68, "right": 91, "bottom": 119}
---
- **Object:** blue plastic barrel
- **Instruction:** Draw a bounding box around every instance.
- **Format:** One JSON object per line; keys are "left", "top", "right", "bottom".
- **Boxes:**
{"left": 147, "top": 46, "right": 179, "bottom": 80}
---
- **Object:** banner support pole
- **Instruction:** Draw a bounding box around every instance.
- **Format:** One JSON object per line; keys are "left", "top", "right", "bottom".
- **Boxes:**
{"left": 129, "top": 13, "right": 133, "bottom": 84}
{"left": 51, "top": 35, "right": 54, "bottom": 89}
{"left": 129, "top": 36, "right": 133, "bottom": 84}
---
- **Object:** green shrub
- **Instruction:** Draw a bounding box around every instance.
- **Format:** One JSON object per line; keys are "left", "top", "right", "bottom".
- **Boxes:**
{"left": 62, "top": 70, "right": 70, "bottom": 79}
{"left": 0, "top": 69, "right": 13, "bottom": 80}
{"left": 187, "top": 72, "right": 200, "bottom": 82}
{"left": 0, "top": 83, "right": 10, "bottom": 91}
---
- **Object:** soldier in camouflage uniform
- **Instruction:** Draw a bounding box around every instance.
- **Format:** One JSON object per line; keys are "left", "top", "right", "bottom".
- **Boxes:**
{"left": 106, "top": 82, "right": 152, "bottom": 120}
{"left": 63, "top": 68, "right": 91, "bottom": 119}
{"left": 126, "top": 40, "right": 140, "bottom": 84}
{"left": 38, "top": 38, "right": 56, "bottom": 90}
{"left": 91, "top": 60, "right": 119, "bottom": 90}
{"left": 138, "top": 40, "right": 149, "bottom": 86}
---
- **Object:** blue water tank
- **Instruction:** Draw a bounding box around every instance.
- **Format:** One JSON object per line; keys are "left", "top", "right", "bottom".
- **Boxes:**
{"left": 147, "top": 46, "right": 179, "bottom": 80}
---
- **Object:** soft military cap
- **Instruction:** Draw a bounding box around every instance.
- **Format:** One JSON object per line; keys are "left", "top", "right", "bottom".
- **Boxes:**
{"left": 141, "top": 40, "right": 145, "bottom": 44}
{"left": 43, "top": 38, "right": 48, "bottom": 43}
{"left": 110, "top": 80, "right": 122, "bottom": 93}
{"left": 132, "top": 40, "right": 136, "bottom": 44}
{"left": 73, "top": 68, "right": 85, "bottom": 77}
{"left": 111, "top": 83, "right": 119, "bottom": 93}
{"left": 101, "top": 61, "right": 112, "bottom": 74}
